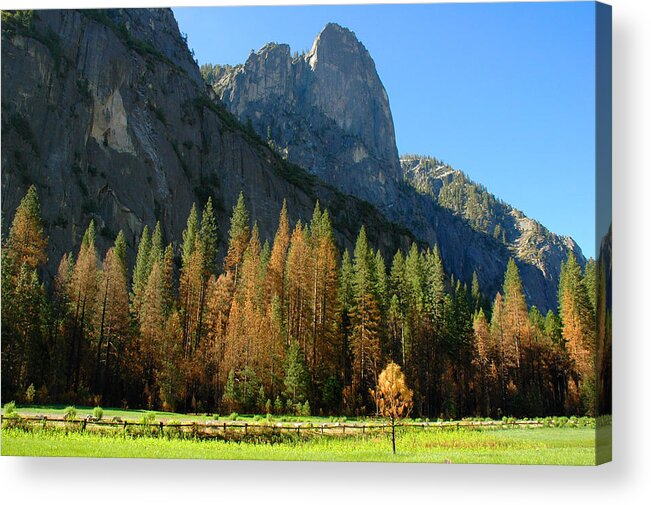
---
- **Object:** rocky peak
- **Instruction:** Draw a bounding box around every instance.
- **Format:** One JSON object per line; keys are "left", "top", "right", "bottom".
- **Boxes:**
{"left": 214, "top": 22, "right": 401, "bottom": 206}
{"left": 306, "top": 23, "right": 369, "bottom": 70}
{"left": 303, "top": 23, "right": 397, "bottom": 166}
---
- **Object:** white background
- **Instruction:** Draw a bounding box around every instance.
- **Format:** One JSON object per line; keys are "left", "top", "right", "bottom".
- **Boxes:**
{"left": 1, "top": 0, "right": 649, "bottom": 503}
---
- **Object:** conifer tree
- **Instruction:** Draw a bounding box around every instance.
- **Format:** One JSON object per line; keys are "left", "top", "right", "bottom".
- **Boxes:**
{"left": 4, "top": 185, "right": 47, "bottom": 270}
{"left": 558, "top": 251, "right": 595, "bottom": 412}
{"left": 285, "top": 221, "right": 312, "bottom": 352}
{"left": 1, "top": 186, "right": 48, "bottom": 399}
{"left": 139, "top": 260, "right": 166, "bottom": 408}
{"left": 200, "top": 197, "right": 219, "bottom": 276}
{"left": 283, "top": 342, "right": 310, "bottom": 404}
{"left": 501, "top": 259, "right": 531, "bottom": 376}
{"left": 69, "top": 221, "right": 99, "bottom": 391}
{"left": 349, "top": 227, "right": 382, "bottom": 410}
{"left": 224, "top": 192, "right": 250, "bottom": 285}
{"left": 113, "top": 231, "right": 127, "bottom": 275}
{"left": 95, "top": 245, "right": 130, "bottom": 399}
{"left": 307, "top": 205, "right": 339, "bottom": 384}
{"left": 473, "top": 308, "right": 492, "bottom": 415}
{"left": 583, "top": 258, "right": 597, "bottom": 314}
{"left": 181, "top": 204, "right": 199, "bottom": 269}
{"left": 149, "top": 221, "right": 164, "bottom": 269}
{"left": 131, "top": 225, "right": 152, "bottom": 319}
{"left": 266, "top": 200, "right": 290, "bottom": 304}
{"left": 389, "top": 250, "right": 407, "bottom": 365}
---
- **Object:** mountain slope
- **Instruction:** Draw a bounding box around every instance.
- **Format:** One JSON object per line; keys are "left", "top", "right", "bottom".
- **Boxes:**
{"left": 1, "top": 9, "right": 413, "bottom": 276}
{"left": 206, "top": 23, "right": 584, "bottom": 312}
{"left": 401, "top": 155, "right": 583, "bottom": 282}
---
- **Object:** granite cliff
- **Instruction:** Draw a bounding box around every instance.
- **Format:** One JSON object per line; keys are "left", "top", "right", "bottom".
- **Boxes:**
{"left": 1, "top": 10, "right": 413, "bottom": 279}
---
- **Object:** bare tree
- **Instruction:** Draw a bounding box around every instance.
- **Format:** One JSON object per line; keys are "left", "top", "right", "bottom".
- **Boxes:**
{"left": 371, "top": 362, "right": 413, "bottom": 454}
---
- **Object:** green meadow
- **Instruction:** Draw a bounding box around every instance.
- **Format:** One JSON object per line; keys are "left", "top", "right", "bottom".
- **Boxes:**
{"left": 1, "top": 405, "right": 597, "bottom": 465}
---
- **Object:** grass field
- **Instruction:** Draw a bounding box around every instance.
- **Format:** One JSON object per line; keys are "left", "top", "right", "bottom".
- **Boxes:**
{"left": 7, "top": 404, "right": 355, "bottom": 424}
{"left": 1, "top": 405, "right": 598, "bottom": 464}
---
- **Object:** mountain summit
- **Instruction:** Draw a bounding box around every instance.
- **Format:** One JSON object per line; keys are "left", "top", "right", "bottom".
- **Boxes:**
{"left": 213, "top": 23, "right": 402, "bottom": 207}
{"left": 205, "top": 23, "right": 585, "bottom": 312}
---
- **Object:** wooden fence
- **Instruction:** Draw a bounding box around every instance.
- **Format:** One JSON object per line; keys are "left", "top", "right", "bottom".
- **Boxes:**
{"left": 1, "top": 415, "right": 549, "bottom": 438}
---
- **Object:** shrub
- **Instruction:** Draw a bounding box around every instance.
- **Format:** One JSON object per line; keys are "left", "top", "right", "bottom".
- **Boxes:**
{"left": 212, "top": 414, "right": 220, "bottom": 420}
{"left": 63, "top": 406, "right": 77, "bottom": 420}
{"left": 3, "top": 401, "right": 17, "bottom": 416}
{"left": 25, "top": 384, "right": 36, "bottom": 403}
{"left": 141, "top": 412, "right": 156, "bottom": 425}
{"left": 253, "top": 415, "right": 262, "bottom": 422}
{"left": 93, "top": 406, "right": 104, "bottom": 420}
{"left": 228, "top": 412, "right": 239, "bottom": 421}
{"left": 301, "top": 401, "right": 311, "bottom": 417}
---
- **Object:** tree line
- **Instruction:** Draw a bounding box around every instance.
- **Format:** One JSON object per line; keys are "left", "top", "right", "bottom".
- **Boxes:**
{"left": 1, "top": 186, "right": 597, "bottom": 418}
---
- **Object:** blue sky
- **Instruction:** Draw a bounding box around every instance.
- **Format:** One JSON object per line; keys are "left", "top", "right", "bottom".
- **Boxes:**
{"left": 173, "top": 2, "right": 596, "bottom": 256}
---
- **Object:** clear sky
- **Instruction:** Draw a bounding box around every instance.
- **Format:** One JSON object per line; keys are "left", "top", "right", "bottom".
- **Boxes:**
{"left": 173, "top": 2, "right": 596, "bottom": 256}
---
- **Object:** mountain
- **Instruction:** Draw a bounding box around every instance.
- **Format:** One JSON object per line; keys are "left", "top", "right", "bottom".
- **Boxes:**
{"left": 207, "top": 23, "right": 402, "bottom": 209}
{"left": 1, "top": 9, "right": 413, "bottom": 278}
{"left": 401, "top": 155, "right": 583, "bottom": 284}
{"left": 206, "top": 23, "right": 584, "bottom": 312}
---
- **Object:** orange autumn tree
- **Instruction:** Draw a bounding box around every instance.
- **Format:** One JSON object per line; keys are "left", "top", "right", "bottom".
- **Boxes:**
{"left": 371, "top": 362, "right": 413, "bottom": 454}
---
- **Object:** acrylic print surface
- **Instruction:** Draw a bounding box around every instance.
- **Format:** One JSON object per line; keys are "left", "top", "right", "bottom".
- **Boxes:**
{"left": 0, "top": 2, "right": 612, "bottom": 465}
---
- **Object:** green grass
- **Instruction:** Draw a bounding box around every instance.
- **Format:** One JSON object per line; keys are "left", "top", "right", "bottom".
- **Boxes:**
{"left": 8, "top": 404, "right": 373, "bottom": 424}
{"left": 1, "top": 425, "right": 596, "bottom": 465}
{"left": 2, "top": 405, "right": 599, "bottom": 464}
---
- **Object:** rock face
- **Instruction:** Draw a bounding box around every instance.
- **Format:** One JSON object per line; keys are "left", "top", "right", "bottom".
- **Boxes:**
{"left": 1, "top": 9, "right": 413, "bottom": 278}
{"left": 207, "top": 23, "right": 584, "bottom": 312}
{"left": 401, "top": 155, "right": 585, "bottom": 287}
{"left": 215, "top": 23, "right": 402, "bottom": 210}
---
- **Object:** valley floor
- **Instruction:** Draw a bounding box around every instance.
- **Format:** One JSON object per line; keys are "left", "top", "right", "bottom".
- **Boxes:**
{"left": 1, "top": 413, "right": 597, "bottom": 465}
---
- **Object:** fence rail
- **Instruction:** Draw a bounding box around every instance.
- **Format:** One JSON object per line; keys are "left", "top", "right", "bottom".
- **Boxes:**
{"left": 1, "top": 415, "right": 550, "bottom": 438}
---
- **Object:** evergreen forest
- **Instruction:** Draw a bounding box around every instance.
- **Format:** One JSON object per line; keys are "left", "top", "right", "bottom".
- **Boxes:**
{"left": 2, "top": 186, "right": 600, "bottom": 419}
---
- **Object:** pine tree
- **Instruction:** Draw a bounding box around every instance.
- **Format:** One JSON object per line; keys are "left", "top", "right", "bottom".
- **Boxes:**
{"left": 266, "top": 200, "right": 290, "bottom": 304}
{"left": 285, "top": 221, "right": 311, "bottom": 352}
{"left": 283, "top": 342, "right": 310, "bottom": 404}
{"left": 473, "top": 308, "right": 492, "bottom": 415}
{"left": 131, "top": 225, "right": 152, "bottom": 319}
{"left": 349, "top": 227, "right": 382, "bottom": 410}
{"left": 1, "top": 186, "right": 48, "bottom": 400}
{"left": 181, "top": 204, "right": 199, "bottom": 269}
{"left": 501, "top": 259, "right": 531, "bottom": 374}
{"left": 149, "top": 221, "right": 164, "bottom": 269}
{"left": 471, "top": 271, "right": 482, "bottom": 314}
{"left": 2, "top": 264, "right": 47, "bottom": 399}
{"left": 139, "top": 260, "right": 166, "bottom": 408}
{"left": 583, "top": 258, "right": 597, "bottom": 314}
{"left": 69, "top": 221, "right": 99, "bottom": 391}
{"left": 307, "top": 205, "right": 339, "bottom": 384}
{"left": 113, "top": 231, "right": 127, "bottom": 277}
{"left": 224, "top": 192, "right": 250, "bottom": 285}
{"left": 3, "top": 185, "right": 47, "bottom": 270}
{"left": 200, "top": 197, "right": 219, "bottom": 276}
{"left": 389, "top": 250, "right": 407, "bottom": 365}
{"left": 95, "top": 245, "right": 130, "bottom": 400}
{"left": 558, "top": 251, "right": 595, "bottom": 412}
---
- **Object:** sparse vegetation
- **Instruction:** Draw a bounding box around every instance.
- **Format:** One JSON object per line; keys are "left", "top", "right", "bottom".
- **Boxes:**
{"left": 93, "top": 406, "right": 104, "bottom": 420}
{"left": 63, "top": 406, "right": 77, "bottom": 420}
